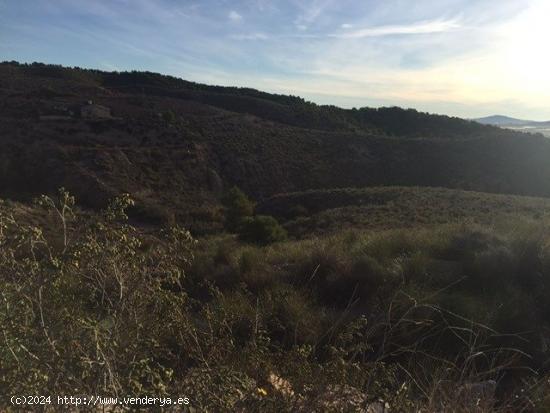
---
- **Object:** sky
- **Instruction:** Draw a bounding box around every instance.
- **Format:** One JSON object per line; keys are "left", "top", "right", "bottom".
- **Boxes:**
{"left": 1, "top": 0, "right": 549, "bottom": 120}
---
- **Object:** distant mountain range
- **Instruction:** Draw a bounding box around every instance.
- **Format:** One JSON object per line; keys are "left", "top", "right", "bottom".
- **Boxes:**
{"left": 474, "top": 115, "right": 550, "bottom": 137}
{"left": 475, "top": 115, "right": 550, "bottom": 127}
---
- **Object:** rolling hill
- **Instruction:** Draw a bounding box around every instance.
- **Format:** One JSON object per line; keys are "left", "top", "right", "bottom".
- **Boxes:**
{"left": 475, "top": 115, "right": 550, "bottom": 127}
{"left": 475, "top": 115, "right": 535, "bottom": 126}
{"left": 258, "top": 186, "right": 550, "bottom": 236}
{"left": 3, "top": 61, "right": 550, "bottom": 233}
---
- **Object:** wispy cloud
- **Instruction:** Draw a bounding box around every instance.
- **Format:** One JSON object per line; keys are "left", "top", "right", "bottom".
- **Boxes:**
{"left": 331, "top": 18, "right": 460, "bottom": 38}
{"left": 230, "top": 17, "right": 459, "bottom": 42}
{"left": 231, "top": 33, "right": 269, "bottom": 40}
{"left": 228, "top": 10, "right": 242, "bottom": 22}
{"left": 3, "top": 0, "right": 549, "bottom": 120}
{"left": 293, "top": 0, "right": 332, "bottom": 30}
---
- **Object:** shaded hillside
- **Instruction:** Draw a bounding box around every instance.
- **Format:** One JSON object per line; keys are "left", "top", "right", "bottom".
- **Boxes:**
{"left": 258, "top": 186, "right": 550, "bottom": 237}
{"left": 2, "top": 61, "right": 520, "bottom": 137}
{"left": 2, "top": 61, "right": 550, "bottom": 231}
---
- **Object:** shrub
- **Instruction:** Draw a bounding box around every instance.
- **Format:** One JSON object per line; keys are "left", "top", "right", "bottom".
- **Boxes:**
{"left": 0, "top": 189, "right": 196, "bottom": 396}
{"left": 128, "top": 200, "right": 174, "bottom": 225}
{"left": 239, "top": 215, "right": 287, "bottom": 245}
{"left": 287, "top": 204, "right": 309, "bottom": 219}
{"left": 222, "top": 186, "right": 255, "bottom": 232}
{"left": 295, "top": 246, "right": 347, "bottom": 285}
{"left": 262, "top": 285, "right": 328, "bottom": 347}
{"left": 239, "top": 249, "right": 277, "bottom": 292}
{"left": 162, "top": 110, "right": 177, "bottom": 124}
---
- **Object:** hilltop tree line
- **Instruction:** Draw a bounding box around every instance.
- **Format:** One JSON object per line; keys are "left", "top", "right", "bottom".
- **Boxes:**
{"left": 1, "top": 61, "right": 532, "bottom": 139}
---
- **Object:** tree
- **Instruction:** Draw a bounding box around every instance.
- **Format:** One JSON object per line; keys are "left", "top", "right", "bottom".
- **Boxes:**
{"left": 222, "top": 186, "right": 255, "bottom": 232}
{"left": 238, "top": 215, "right": 287, "bottom": 245}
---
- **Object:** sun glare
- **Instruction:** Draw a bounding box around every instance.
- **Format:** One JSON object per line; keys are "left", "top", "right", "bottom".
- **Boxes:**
{"left": 500, "top": 0, "right": 550, "bottom": 92}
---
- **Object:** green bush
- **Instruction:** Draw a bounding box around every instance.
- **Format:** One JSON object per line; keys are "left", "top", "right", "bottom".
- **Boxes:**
{"left": 238, "top": 215, "right": 287, "bottom": 245}
{"left": 222, "top": 186, "right": 255, "bottom": 232}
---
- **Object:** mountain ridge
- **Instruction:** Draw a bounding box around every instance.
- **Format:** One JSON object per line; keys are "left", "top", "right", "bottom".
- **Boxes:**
{"left": 475, "top": 115, "right": 550, "bottom": 127}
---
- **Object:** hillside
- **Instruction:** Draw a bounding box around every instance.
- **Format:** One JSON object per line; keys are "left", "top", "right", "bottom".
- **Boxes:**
{"left": 258, "top": 186, "right": 550, "bottom": 237}
{"left": 6, "top": 62, "right": 550, "bottom": 410}
{"left": 3, "top": 61, "right": 550, "bottom": 233}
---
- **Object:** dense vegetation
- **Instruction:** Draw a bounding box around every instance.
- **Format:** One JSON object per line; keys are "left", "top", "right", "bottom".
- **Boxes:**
{"left": 2, "top": 191, "right": 550, "bottom": 411}
{"left": 2, "top": 61, "right": 550, "bottom": 235}
{"left": 3, "top": 62, "right": 550, "bottom": 411}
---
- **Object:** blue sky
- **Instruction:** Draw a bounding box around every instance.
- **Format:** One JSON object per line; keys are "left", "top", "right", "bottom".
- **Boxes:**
{"left": 1, "top": 0, "right": 549, "bottom": 120}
